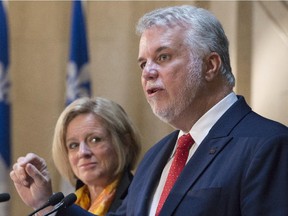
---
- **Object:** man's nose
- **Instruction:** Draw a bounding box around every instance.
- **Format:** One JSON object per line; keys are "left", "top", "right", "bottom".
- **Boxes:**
{"left": 142, "top": 62, "right": 159, "bottom": 80}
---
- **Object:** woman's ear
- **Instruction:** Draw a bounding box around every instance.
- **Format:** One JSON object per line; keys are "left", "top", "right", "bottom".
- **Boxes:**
{"left": 204, "top": 52, "right": 222, "bottom": 82}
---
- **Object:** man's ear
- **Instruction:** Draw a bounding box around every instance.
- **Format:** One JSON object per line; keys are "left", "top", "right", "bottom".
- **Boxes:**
{"left": 204, "top": 52, "right": 222, "bottom": 82}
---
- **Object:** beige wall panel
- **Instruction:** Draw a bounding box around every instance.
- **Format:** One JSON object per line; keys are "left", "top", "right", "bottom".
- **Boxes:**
{"left": 251, "top": 1, "right": 288, "bottom": 125}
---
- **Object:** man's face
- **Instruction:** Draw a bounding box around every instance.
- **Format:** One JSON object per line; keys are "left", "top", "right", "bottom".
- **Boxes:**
{"left": 138, "top": 25, "right": 204, "bottom": 125}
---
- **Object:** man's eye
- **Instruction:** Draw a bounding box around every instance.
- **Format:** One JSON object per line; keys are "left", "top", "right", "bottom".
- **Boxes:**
{"left": 68, "top": 143, "right": 79, "bottom": 150}
{"left": 139, "top": 62, "right": 146, "bottom": 70}
{"left": 159, "top": 54, "right": 169, "bottom": 61}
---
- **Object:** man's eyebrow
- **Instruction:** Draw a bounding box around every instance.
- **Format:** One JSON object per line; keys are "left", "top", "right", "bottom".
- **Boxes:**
{"left": 137, "top": 46, "right": 170, "bottom": 63}
{"left": 137, "top": 57, "right": 145, "bottom": 64}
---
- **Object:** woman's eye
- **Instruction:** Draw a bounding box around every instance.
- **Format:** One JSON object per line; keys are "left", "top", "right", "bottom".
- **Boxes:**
{"left": 68, "top": 143, "right": 79, "bottom": 150}
{"left": 91, "top": 137, "right": 102, "bottom": 143}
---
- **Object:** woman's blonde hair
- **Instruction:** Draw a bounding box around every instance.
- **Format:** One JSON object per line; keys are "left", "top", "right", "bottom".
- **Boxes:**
{"left": 52, "top": 97, "right": 141, "bottom": 185}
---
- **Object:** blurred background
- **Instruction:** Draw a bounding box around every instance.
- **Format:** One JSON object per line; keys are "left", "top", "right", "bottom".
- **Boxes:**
{"left": 0, "top": 1, "right": 287, "bottom": 215}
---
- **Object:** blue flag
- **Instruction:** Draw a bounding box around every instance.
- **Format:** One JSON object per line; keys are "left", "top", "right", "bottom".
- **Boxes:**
{"left": 0, "top": 1, "right": 11, "bottom": 215}
{"left": 0, "top": 0, "right": 11, "bottom": 169}
{"left": 66, "top": 0, "right": 91, "bottom": 105}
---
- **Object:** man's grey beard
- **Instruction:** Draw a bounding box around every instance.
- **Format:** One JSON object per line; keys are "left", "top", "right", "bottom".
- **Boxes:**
{"left": 150, "top": 56, "right": 203, "bottom": 125}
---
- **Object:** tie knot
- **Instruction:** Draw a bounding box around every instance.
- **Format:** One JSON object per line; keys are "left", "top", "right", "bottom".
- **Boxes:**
{"left": 177, "top": 133, "right": 194, "bottom": 150}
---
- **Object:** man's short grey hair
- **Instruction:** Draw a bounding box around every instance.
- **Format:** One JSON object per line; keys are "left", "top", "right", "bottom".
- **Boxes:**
{"left": 136, "top": 5, "right": 235, "bottom": 87}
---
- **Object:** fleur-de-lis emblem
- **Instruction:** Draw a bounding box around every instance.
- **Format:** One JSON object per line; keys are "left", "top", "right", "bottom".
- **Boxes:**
{"left": 66, "top": 61, "right": 91, "bottom": 104}
{"left": 0, "top": 63, "right": 10, "bottom": 104}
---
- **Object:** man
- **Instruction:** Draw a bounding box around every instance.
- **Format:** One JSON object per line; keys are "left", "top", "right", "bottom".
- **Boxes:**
{"left": 12, "top": 5, "right": 288, "bottom": 216}
{"left": 122, "top": 5, "right": 288, "bottom": 216}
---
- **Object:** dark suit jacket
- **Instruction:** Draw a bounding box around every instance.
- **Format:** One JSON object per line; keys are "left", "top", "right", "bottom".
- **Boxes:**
{"left": 57, "top": 96, "right": 288, "bottom": 216}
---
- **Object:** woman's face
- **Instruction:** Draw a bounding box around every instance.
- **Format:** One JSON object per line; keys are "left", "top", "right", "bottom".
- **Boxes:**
{"left": 66, "top": 113, "right": 118, "bottom": 187}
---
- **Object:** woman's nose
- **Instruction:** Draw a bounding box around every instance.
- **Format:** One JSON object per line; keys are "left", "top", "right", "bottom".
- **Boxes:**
{"left": 78, "top": 142, "right": 92, "bottom": 156}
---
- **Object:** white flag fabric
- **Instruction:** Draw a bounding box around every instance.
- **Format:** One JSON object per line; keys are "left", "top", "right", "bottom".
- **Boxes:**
{"left": 0, "top": 0, "right": 11, "bottom": 215}
{"left": 62, "top": 0, "right": 92, "bottom": 195}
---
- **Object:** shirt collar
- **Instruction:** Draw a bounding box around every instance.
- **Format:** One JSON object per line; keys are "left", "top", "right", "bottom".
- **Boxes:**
{"left": 179, "top": 92, "right": 238, "bottom": 145}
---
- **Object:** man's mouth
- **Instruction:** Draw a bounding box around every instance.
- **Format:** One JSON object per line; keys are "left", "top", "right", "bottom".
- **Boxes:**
{"left": 147, "top": 87, "right": 162, "bottom": 95}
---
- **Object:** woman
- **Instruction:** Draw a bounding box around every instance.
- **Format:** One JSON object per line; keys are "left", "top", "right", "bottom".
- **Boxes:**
{"left": 10, "top": 97, "right": 141, "bottom": 216}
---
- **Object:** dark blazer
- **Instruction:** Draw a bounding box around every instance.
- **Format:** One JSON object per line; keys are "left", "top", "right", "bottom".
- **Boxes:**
{"left": 57, "top": 96, "right": 288, "bottom": 216}
{"left": 110, "top": 170, "right": 133, "bottom": 212}
{"left": 57, "top": 170, "right": 132, "bottom": 215}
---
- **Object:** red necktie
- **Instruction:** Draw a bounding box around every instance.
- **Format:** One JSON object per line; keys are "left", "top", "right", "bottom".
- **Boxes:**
{"left": 155, "top": 133, "right": 194, "bottom": 216}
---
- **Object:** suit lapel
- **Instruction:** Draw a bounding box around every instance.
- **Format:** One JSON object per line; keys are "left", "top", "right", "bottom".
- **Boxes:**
{"left": 159, "top": 96, "right": 252, "bottom": 215}
{"left": 136, "top": 131, "right": 179, "bottom": 214}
